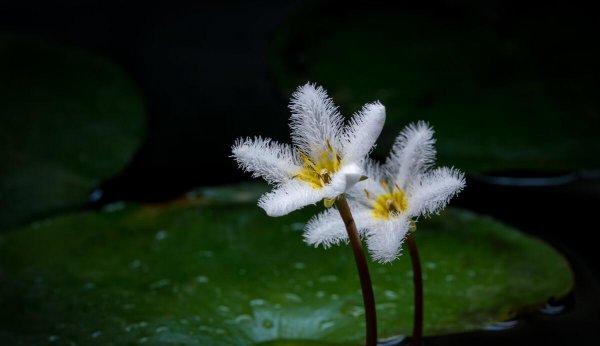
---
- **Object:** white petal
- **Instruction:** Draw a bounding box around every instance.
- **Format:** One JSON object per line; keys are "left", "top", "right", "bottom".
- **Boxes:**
{"left": 258, "top": 180, "right": 327, "bottom": 217}
{"left": 407, "top": 167, "right": 465, "bottom": 217}
{"left": 329, "top": 163, "right": 364, "bottom": 195}
{"left": 304, "top": 204, "right": 377, "bottom": 248}
{"left": 366, "top": 216, "right": 410, "bottom": 264}
{"left": 342, "top": 102, "right": 386, "bottom": 163}
{"left": 288, "top": 83, "right": 344, "bottom": 157}
{"left": 303, "top": 207, "right": 347, "bottom": 248}
{"left": 385, "top": 121, "right": 436, "bottom": 189}
{"left": 231, "top": 137, "right": 301, "bottom": 185}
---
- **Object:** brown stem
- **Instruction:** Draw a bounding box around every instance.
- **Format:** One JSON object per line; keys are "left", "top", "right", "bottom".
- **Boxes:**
{"left": 406, "top": 232, "right": 423, "bottom": 346}
{"left": 335, "top": 195, "right": 377, "bottom": 346}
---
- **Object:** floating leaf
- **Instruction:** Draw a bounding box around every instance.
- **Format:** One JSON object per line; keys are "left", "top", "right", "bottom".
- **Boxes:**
{"left": 0, "top": 33, "right": 145, "bottom": 230}
{"left": 269, "top": 4, "right": 600, "bottom": 173}
{"left": 0, "top": 185, "right": 573, "bottom": 345}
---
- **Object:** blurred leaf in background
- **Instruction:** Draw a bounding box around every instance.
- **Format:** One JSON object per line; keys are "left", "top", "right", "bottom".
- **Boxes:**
{"left": 270, "top": 2, "right": 600, "bottom": 173}
{"left": 0, "top": 33, "right": 146, "bottom": 231}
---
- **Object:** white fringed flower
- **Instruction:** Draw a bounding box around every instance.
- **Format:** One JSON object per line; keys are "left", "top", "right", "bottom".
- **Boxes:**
{"left": 231, "top": 83, "right": 386, "bottom": 217}
{"left": 304, "top": 122, "right": 465, "bottom": 263}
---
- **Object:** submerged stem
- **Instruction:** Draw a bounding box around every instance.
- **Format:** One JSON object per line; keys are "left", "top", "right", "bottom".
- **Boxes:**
{"left": 406, "top": 232, "right": 423, "bottom": 346}
{"left": 335, "top": 195, "right": 377, "bottom": 346}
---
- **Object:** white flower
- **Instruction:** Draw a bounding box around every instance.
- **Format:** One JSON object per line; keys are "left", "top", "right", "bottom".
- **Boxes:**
{"left": 304, "top": 121, "right": 465, "bottom": 263}
{"left": 231, "top": 83, "right": 386, "bottom": 217}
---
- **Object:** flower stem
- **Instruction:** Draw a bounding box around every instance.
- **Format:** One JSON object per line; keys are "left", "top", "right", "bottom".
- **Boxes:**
{"left": 406, "top": 232, "right": 423, "bottom": 346}
{"left": 335, "top": 195, "right": 377, "bottom": 346}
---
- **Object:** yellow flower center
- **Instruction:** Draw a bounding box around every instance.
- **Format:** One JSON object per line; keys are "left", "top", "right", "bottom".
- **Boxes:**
{"left": 294, "top": 140, "right": 342, "bottom": 189}
{"left": 369, "top": 181, "right": 409, "bottom": 220}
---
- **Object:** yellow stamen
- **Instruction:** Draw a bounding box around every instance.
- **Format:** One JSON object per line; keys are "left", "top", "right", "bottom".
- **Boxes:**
{"left": 380, "top": 180, "right": 387, "bottom": 189}
{"left": 294, "top": 139, "right": 343, "bottom": 189}
{"left": 371, "top": 184, "right": 409, "bottom": 220}
{"left": 326, "top": 139, "right": 334, "bottom": 152}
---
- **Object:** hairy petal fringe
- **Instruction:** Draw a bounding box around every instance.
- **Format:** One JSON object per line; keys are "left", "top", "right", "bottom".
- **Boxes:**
{"left": 385, "top": 121, "right": 436, "bottom": 189}
{"left": 366, "top": 216, "right": 410, "bottom": 264}
{"left": 342, "top": 102, "right": 386, "bottom": 163}
{"left": 258, "top": 180, "right": 328, "bottom": 217}
{"left": 408, "top": 167, "right": 466, "bottom": 217}
{"left": 288, "top": 83, "right": 344, "bottom": 156}
{"left": 231, "top": 136, "right": 300, "bottom": 185}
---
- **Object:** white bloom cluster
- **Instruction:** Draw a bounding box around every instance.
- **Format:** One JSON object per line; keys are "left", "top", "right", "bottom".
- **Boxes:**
{"left": 232, "top": 84, "right": 465, "bottom": 263}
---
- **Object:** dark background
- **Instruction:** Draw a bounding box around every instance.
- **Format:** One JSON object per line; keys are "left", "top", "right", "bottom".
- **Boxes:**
{"left": 1, "top": 0, "right": 599, "bottom": 344}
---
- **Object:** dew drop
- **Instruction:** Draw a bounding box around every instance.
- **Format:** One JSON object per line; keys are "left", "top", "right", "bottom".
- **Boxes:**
{"left": 426, "top": 261, "right": 438, "bottom": 269}
{"left": 129, "top": 260, "right": 142, "bottom": 269}
{"left": 319, "top": 320, "right": 335, "bottom": 330}
{"left": 198, "top": 325, "right": 215, "bottom": 333}
{"left": 199, "top": 250, "right": 214, "bottom": 258}
{"left": 90, "top": 330, "right": 102, "bottom": 338}
{"left": 384, "top": 290, "right": 398, "bottom": 300}
{"left": 376, "top": 303, "right": 396, "bottom": 310}
{"left": 155, "top": 326, "right": 168, "bottom": 333}
{"left": 195, "top": 275, "right": 209, "bottom": 283}
{"left": 49, "top": 335, "right": 59, "bottom": 342}
{"left": 285, "top": 293, "right": 302, "bottom": 302}
{"left": 104, "top": 201, "right": 125, "bottom": 212}
{"left": 319, "top": 275, "right": 338, "bottom": 283}
{"left": 155, "top": 230, "right": 168, "bottom": 241}
{"left": 149, "top": 279, "right": 171, "bottom": 290}
{"left": 344, "top": 305, "right": 364, "bottom": 317}
{"left": 83, "top": 282, "right": 96, "bottom": 290}
{"left": 250, "top": 299, "right": 266, "bottom": 306}
{"left": 89, "top": 188, "right": 103, "bottom": 202}
{"left": 293, "top": 262, "right": 306, "bottom": 270}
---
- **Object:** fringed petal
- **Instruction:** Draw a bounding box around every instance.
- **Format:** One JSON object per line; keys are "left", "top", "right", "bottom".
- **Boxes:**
{"left": 407, "top": 167, "right": 465, "bottom": 217}
{"left": 342, "top": 102, "right": 386, "bottom": 163}
{"left": 384, "top": 121, "right": 436, "bottom": 189}
{"left": 258, "top": 180, "right": 327, "bottom": 217}
{"left": 231, "top": 136, "right": 300, "bottom": 185}
{"left": 288, "top": 83, "right": 344, "bottom": 157}
{"left": 365, "top": 216, "right": 410, "bottom": 264}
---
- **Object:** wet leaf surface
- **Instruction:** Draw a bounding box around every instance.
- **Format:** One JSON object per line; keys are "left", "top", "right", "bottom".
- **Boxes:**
{"left": 0, "top": 185, "right": 573, "bottom": 345}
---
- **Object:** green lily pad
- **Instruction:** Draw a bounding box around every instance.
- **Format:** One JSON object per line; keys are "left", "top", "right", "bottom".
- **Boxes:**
{"left": 0, "top": 185, "right": 573, "bottom": 345}
{"left": 0, "top": 33, "right": 145, "bottom": 230}
{"left": 269, "top": 4, "right": 600, "bottom": 173}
